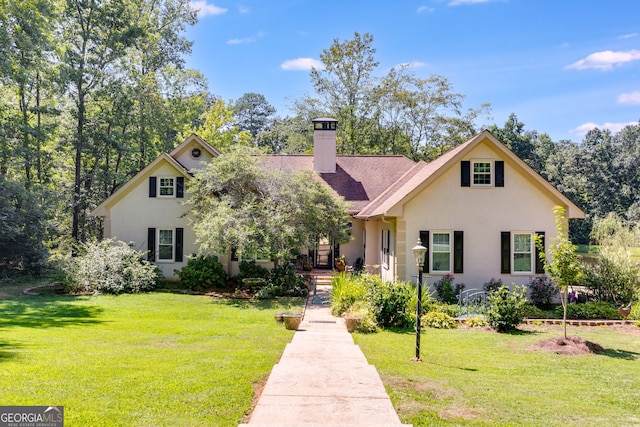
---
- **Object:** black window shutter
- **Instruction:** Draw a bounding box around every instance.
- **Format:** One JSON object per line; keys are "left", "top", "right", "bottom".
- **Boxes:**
{"left": 149, "top": 177, "right": 157, "bottom": 197}
{"left": 495, "top": 161, "right": 504, "bottom": 187}
{"left": 176, "top": 177, "right": 184, "bottom": 198}
{"left": 454, "top": 230, "right": 464, "bottom": 274}
{"left": 175, "top": 228, "right": 184, "bottom": 262}
{"left": 501, "top": 231, "right": 510, "bottom": 274}
{"left": 461, "top": 161, "right": 470, "bottom": 187}
{"left": 147, "top": 228, "right": 156, "bottom": 261}
{"left": 535, "top": 231, "right": 545, "bottom": 274}
{"left": 419, "top": 230, "right": 430, "bottom": 272}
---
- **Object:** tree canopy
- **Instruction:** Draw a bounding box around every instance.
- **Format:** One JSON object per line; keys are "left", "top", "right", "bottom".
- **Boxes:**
{"left": 187, "top": 147, "right": 351, "bottom": 262}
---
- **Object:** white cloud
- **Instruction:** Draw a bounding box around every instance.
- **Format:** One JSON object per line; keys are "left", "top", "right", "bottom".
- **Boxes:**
{"left": 281, "top": 58, "right": 324, "bottom": 71}
{"left": 190, "top": 1, "right": 227, "bottom": 17}
{"left": 448, "top": 0, "right": 493, "bottom": 5}
{"left": 618, "top": 91, "right": 640, "bottom": 105}
{"left": 617, "top": 33, "right": 638, "bottom": 40}
{"left": 571, "top": 121, "right": 638, "bottom": 136}
{"left": 565, "top": 49, "right": 640, "bottom": 71}
{"left": 397, "top": 61, "right": 427, "bottom": 69}
{"left": 227, "top": 32, "right": 265, "bottom": 45}
{"left": 417, "top": 6, "right": 435, "bottom": 13}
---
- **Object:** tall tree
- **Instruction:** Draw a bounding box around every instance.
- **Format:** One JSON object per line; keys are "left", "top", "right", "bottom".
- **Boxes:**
{"left": 310, "top": 32, "right": 379, "bottom": 154}
{"left": 232, "top": 92, "right": 276, "bottom": 140}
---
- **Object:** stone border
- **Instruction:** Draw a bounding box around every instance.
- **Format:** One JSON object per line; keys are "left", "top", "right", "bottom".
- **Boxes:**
{"left": 524, "top": 318, "right": 638, "bottom": 326}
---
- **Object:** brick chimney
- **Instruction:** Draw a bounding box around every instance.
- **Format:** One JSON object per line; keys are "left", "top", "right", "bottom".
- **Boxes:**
{"left": 312, "top": 118, "right": 338, "bottom": 173}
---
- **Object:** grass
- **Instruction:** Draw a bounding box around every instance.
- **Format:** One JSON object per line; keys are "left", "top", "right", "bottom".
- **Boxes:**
{"left": 0, "top": 278, "right": 304, "bottom": 426}
{"left": 354, "top": 324, "right": 640, "bottom": 426}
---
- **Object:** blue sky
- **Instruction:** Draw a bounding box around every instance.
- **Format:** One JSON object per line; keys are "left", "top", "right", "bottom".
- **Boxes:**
{"left": 185, "top": 0, "right": 640, "bottom": 143}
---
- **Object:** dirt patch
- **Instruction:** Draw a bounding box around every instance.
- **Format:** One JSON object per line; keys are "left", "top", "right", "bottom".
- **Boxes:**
{"left": 529, "top": 335, "right": 605, "bottom": 355}
{"left": 242, "top": 375, "right": 268, "bottom": 423}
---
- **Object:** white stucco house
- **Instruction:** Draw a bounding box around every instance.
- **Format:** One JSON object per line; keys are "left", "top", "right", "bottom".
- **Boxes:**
{"left": 91, "top": 119, "right": 584, "bottom": 287}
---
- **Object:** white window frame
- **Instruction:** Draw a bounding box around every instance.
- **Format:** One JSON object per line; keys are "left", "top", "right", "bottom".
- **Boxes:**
{"left": 157, "top": 229, "right": 174, "bottom": 262}
{"left": 431, "top": 231, "right": 452, "bottom": 274}
{"left": 472, "top": 160, "right": 493, "bottom": 187}
{"left": 158, "top": 177, "right": 175, "bottom": 197}
{"left": 512, "top": 231, "right": 534, "bottom": 274}
{"left": 382, "top": 229, "right": 391, "bottom": 268}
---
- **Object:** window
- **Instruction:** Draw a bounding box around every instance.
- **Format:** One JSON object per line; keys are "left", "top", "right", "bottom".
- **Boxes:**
{"left": 472, "top": 161, "right": 492, "bottom": 186}
{"left": 461, "top": 160, "right": 504, "bottom": 187}
{"left": 158, "top": 229, "right": 174, "bottom": 261}
{"left": 382, "top": 230, "right": 390, "bottom": 267}
{"left": 431, "top": 232, "right": 451, "bottom": 273}
{"left": 513, "top": 232, "right": 533, "bottom": 273}
{"left": 159, "top": 178, "right": 175, "bottom": 197}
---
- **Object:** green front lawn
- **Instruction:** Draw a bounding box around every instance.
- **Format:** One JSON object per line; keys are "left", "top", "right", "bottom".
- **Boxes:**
{"left": 355, "top": 324, "right": 640, "bottom": 426}
{"left": 0, "top": 282, "right": 303, "bottom": 426}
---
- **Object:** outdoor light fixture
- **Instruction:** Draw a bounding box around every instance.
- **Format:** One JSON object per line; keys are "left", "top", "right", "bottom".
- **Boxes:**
{"left": 412, "top": 238, "right": 427, "bottom": 361}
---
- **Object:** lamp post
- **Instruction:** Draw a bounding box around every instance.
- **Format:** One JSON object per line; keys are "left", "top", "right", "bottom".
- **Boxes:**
{"left": 412, "top": 238, "right": 427, "bottom": 362}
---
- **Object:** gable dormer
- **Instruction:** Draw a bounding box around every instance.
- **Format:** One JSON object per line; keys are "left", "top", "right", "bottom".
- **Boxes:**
{"left": 170, "top": 134, "right": 220, "bottom": 172}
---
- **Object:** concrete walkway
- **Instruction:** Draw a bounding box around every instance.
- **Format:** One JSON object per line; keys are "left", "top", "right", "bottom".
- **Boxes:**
{"left": 240, "top": 285, "right": 410, "bottom": 427}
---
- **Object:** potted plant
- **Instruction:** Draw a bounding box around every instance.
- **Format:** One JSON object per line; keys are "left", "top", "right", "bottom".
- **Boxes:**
{"left": 335, "top": 255, "right": 347, "bottom": 272}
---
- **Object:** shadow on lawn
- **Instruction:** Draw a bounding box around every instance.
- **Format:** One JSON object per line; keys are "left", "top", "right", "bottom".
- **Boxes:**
{"left": 0, "top": 298, "right": 103, "bottom": 329}
{"left": 601, "top": 348, "right": 639, "bottom": 361}
{"left": 0, "top": 340, "right": 20, "bottom": 361}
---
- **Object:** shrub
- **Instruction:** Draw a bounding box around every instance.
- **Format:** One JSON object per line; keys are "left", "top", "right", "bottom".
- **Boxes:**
{"left": 486, "top": 285, "right": 527, "bottom": 332}
{"left": 366, "top": 278, "right": 413, "bottom": 328}
{"left": 528, "top": 275, "right": 559, "bottom": 308}
{"left": 434, "top": 274, "right": 465, "bottom": 304}
{"left": 344, "top": 301, "right": 378, "bottom": 333}
{"left": 422, "top": 311, "right": 458, "bottom": 329}
{"left": 423, "top": 301, "right": 461, "bottom": 318}
{"left": 266, "top": 262, "right": 307, "bottom": 297}
{"left": 67, "top": 239, "right": 162, "bottom": 294}
{"left": 483, "top": 278, "right": 503, "bottom": 293}
{"left": 237, "top": 260, "right": 270, "bottom": 281}
{"left": 629, "top": 304, "right": 640, "bottom": 321}
{"left": 330, "top": 272, "right": 367, "bottom": 316}
{"left": 559, "top": 301, "right": 621, "bottom": 320}
{"left": 582, "top": 255, "right": 638, "bottom": 304}
{"left": 465, "top": 315, "right": 488, "bottom": 327}
{"left": 175, "top": 255, "right": 226, "bottom": 291}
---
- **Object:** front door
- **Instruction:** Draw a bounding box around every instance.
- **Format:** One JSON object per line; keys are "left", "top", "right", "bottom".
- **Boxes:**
{"left": 315, "top": 237, "right": 332, "bottom": 269}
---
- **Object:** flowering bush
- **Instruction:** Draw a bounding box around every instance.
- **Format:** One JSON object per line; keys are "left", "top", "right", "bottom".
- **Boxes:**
{"left": 528, "top": 275, "right": 559, "bottom": 308}
{"left": 65, "top": 239, "right": 162, "bottom": 294}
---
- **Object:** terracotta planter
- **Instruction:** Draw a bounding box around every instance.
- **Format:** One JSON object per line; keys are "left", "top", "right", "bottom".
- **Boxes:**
{"left": 282, "top": 314, "right": 303, "bottom": 330}
{"left": 345, "top": 316, "right": 363, "bottom": 333}
{"left": 336, "top": 264, "right": 346, "bottom": 272}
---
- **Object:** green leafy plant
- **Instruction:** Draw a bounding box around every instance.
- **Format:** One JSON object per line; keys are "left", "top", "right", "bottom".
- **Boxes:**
{"left": 486, "top": 285, "right": 527, "bottom": 332}
{"left": 422, "top": 311, "right": 458, "bottom": 329}
{"left": 330, "top": 272, "right": 367, "bottom": 316}
{"left": 559, "top": 301, "right": 621, "bottom": 320}
{"left": 434, "top": 274, "right": 465, "bottom": 304}
{"left": 237, "top": 260, "right": 270, "bottom": 282}
{"left": 483, "top": 277, "right": 503, "bottom": 293}
{"left": 366, "top": 279, "right": 413, "bottom": 328}
{"left": 464, "top": 315, "right": 488, "bottom": 327}
{"left": 175, "top": 255, "right": 226, "bottom": 291}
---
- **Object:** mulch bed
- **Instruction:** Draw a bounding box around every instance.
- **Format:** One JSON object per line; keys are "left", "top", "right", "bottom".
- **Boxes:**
{"left": 528, "top": 335, "right": 605, "bottom": 355}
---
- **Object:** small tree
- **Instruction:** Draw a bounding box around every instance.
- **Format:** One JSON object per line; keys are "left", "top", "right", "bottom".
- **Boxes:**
{"left": 537, "top": 206, "right": 583, "bottom": 339}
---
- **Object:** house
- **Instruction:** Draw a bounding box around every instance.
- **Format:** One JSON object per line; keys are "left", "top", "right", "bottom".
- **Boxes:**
{"left": 91, "top": 119, "right": 585, "bottom": 287}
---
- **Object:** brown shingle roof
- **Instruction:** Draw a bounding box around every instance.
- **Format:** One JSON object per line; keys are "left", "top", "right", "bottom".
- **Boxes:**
{"left": 258, "top": 155, "right": 416, "bottom": 213}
